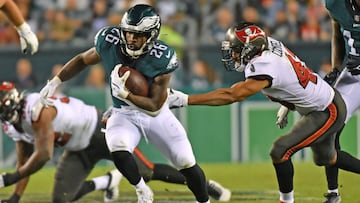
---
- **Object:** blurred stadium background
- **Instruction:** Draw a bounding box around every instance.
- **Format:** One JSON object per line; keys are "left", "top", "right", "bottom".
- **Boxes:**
{"left": 0, "top": 1, "right": 360, "bottom": 200}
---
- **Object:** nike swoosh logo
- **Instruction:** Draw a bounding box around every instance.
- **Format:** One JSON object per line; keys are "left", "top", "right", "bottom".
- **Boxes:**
{"left": 166, "top": 50, "right": 171, "bottom": 58}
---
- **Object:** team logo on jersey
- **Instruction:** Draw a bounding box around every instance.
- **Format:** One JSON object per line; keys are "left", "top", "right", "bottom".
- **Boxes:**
{"left": 250, "top": 64, "right": 255, "bottom": 72}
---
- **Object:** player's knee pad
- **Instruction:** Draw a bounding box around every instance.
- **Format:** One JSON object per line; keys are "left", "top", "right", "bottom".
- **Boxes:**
{"left": 312, "top": 151, "right": 334, "bottom": 166}
{"left": 269, "top": 141, "right": 290, "bottom": 160}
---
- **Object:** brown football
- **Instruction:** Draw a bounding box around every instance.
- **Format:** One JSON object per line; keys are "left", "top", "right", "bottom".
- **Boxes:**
{"left": 118, "top": 66, "right": 149, "bottom": 97}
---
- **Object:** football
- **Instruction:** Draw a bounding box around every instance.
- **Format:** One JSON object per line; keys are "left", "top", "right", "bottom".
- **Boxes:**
{"left": 118, "top": 66, "right": 149, "bottom": 97}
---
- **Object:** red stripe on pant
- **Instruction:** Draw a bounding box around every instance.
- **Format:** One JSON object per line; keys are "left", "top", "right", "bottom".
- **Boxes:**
{"left": 282, "top": 103, "right": 337, "bottom": 160}
{"left": 134, "top": 147, "right": 155, "bottom": 169}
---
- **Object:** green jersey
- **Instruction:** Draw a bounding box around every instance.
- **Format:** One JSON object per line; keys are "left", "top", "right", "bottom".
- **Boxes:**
{"left": 326, "top": 0, "right": 360, "bottom": 56}
{"left": 94, "top": 26, "right": 179, "bottom": 108}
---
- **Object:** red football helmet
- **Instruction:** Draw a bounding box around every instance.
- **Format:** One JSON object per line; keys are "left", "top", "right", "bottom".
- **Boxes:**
{"left": 221, "top": 22, "right": 268, "bottom": 72}
{"left": 0, "top": 82, "right": 24, "bottom": 124}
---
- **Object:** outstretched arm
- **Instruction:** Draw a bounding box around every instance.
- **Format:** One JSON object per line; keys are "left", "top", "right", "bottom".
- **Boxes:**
{"left": 188, "top": 79, "right": 269, "bottom": 106}
{"left": 40, "top": 47, "right": 101, "bottom": 106}
{"left": 0, "top": 0, "right": 25, "bottom": 26}
{"left": 0, "top": 0, "right": 39, "bottom": 54}
{"left": 4, "top": 141, "right": 33, "bottom": 203}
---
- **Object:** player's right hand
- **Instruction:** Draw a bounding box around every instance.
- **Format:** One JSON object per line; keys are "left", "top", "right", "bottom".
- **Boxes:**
{"left": 276, "top": 105, "right": 289, "bottom": 129}
{"left": 167, "top": 88, "right": 188, "bottom": 109}
{"left": 110, "top": 64, "right": 130, "bottom": 99}
{"left": 16, "top": 22, "right": 39, "bottom": 55}
{"left": 39, "top": 76, "right": 62, "bottom": 107}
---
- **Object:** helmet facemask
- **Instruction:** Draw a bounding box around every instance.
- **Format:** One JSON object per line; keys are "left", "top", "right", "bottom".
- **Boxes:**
{"left": 120, "top": 5, "right": 161, "bottom": 59}
{"left": 221, "top": 22, "right": 267, "bottom": 72}
{"left": 0, "top": 82, "right": 25, "bottom": 125}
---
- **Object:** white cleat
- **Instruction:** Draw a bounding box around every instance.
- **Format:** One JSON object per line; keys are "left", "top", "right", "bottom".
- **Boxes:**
{"left": 136, "top": 184, "right": 154, "bottom": 203}
{"left": 208, "top": 179, "right": 231, "bottom": 202}
{"left": 104, "top": 169, "right": 122, "bottom": 202}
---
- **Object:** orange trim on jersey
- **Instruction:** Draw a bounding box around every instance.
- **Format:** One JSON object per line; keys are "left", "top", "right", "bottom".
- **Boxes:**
{"left": 134, "top": 147, "right": 154, "bottom": 169}
{"left": 282, "top": 103, "right": 337, "bottom": 160}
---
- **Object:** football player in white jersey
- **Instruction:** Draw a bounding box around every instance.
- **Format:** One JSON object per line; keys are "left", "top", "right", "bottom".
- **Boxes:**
{"left": 167, "top": 22, "right": 360, "bottom": 203}
{"left": 39, "top": 4, "right": 210, "bottom": 203}
{"left": 0, "top": 81, "right": 230, "bottom": 203}
{"left": 0, "top": 0, "right": 38, "bottom": 54}
{"left": 276, "top": 1, "right": 360, "bottom": 202}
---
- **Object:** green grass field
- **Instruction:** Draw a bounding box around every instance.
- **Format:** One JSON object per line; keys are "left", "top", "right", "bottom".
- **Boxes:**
{"left": 0, "top": 161, "right": 359, "bottom": 203}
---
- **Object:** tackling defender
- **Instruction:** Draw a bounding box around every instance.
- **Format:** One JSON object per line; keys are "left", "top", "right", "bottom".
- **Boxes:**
{"left": 0, "top": 81, "right": 231, "bottom": 203}
{"left": 167, "top": 22, "right": 360, "bottom": 203}
{"left": 0, "top": 0, "right": 38, "bottom": 54}
{"left": 39, "top": 4, "right": 210, "bottom": 203}
{"left": 278, "top": 1, "right": 360, "bottom": 202}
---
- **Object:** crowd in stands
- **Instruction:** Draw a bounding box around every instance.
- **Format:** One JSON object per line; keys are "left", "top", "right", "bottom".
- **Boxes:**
{"left": 0, "top": 0, "right": 331, "bottom": 47}
{"left": 0, "top": 0, "right": 332, "bottom": 93}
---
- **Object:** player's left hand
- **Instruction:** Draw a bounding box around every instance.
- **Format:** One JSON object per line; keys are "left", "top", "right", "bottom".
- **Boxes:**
{"left": 0, "top": 171, "right": 22, "bottom": 188}
{"left": 0, "top": 194, "right": 20, "bottom": 203}
{"left": 15, "top": 22, "right": 39, "bottom": 55}
{"left": 276, "top": 105, "right": 289, "bottom": 129}
{"left": 167, "top": 88, "right": 188, "bottom": 109}
{"left": 111, "top": 64, "right": 130, "bottom": 99}
{"left": 346, "top": 55, "right": 360, "bottom": 75}
{"left": 39, "top": 76, "right": 62, "bottom": 107}
{"left": 323, "top": 68, "right": 340, "bottom": 85}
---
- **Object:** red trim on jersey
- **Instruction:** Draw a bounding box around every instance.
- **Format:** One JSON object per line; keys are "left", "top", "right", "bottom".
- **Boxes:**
{"left": 134, "top": 147, "right": 154, "bottom": 169}
{"left": 282, "top": 102, "right": 337, "bottom": 160}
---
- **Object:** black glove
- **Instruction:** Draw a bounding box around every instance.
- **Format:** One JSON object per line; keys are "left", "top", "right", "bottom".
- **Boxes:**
{"left": 0, "top": 171, "right": 22, "bottom": 188}
{"left": 1, "top": 194, "right": 20, "bottom": 203}
{"left": 323, "top": 68, "right": 340, "bottom": 85}
{"left": 346, "top": 55, "right": 360, "bottom": 75}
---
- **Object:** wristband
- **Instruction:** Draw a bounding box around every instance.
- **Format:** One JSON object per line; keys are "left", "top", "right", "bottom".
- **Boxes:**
{"left": 3, "top": 171, "right": 22, "bottom": 186}
{"left": 15, "top": 22, "right": 31, "bottom": 33}
{"left": 50, "top": 76, "right": 62, "bottom": 85}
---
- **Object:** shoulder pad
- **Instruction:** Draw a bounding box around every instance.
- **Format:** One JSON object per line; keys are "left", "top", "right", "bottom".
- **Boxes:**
{"left": 31, "top": 99, "right": 44, "bottom": 122}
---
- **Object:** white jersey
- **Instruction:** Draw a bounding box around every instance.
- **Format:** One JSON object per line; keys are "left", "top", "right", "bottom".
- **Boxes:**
{"left": 244, "top": 37, "right": 335, "bottom": 115}
{"left": 2, "top": 93, "right": 98, "bottom": 151}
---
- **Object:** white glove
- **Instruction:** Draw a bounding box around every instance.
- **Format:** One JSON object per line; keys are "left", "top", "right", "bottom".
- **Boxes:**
{"left": 15, "top": 22, "right": 39, "bottom": 55}
{"left": 167, "top": 88, "right": 188, "bottom": 109}
{"left": 111, "top": 64, "right": 130, "bottom": 99}
{"left": 276, "top": 105, "right": 289, "bottom": 129}
{"left": 0, "top": 174, "right": 4, "bottom": 188}
{"left": 39, "top": 76, "right": 62, "bottom": 107}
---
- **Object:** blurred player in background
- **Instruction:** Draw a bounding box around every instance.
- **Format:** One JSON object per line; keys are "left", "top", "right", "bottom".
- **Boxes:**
{"left": 0, "top": 0, "right": 38, "bottom": 54}
{"left": 167, "top": 22, "right": 360, "bottom": 203}
{"left": 39, "top": 4, "right": 210, "bottom": 203}
{"left": 0, "top": 81, "right": 231, "bottom": 203}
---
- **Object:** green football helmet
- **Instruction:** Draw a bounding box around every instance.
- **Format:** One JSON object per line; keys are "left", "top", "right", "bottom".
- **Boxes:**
{"left": 120, "top": 4, "right": 161, "bottom": 59}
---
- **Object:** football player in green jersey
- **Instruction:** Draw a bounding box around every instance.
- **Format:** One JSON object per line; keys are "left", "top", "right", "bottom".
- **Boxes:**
{"left": 39, "top": 4, "right": 210, "bottom": 203}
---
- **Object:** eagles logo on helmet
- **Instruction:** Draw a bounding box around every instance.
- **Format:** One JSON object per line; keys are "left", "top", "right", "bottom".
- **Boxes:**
{"left": 119, "top": 4, "right": 161, "bottom": 59}
{"left": 221, "top": 22, "right": 267, "bottom": 72}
